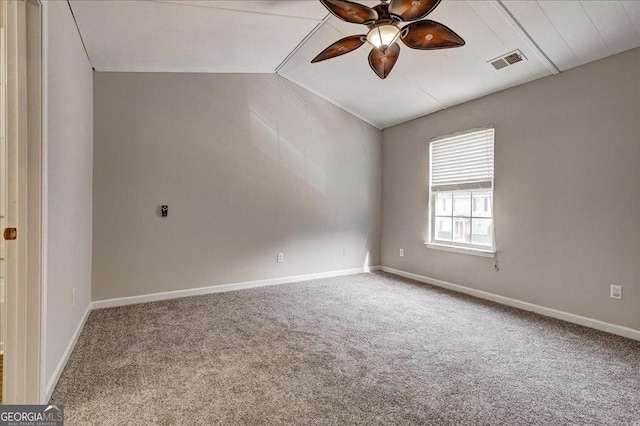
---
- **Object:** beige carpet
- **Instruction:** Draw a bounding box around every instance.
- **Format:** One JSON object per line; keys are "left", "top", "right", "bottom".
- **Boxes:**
{"left": 51, "top": 272, "right": 640, "bottom": 425}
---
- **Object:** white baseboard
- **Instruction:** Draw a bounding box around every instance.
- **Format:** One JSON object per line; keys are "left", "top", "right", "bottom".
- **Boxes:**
{"left": 380, "top": 266, "right": 640, "bottom": 341}
{"left": 93, "top": 266, "right": 381, "bottom": 310}
{"left": 44, "top": 302, "right": 93, "bottom": 403}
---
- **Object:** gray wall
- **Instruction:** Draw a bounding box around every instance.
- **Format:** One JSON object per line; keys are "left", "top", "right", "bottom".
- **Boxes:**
{"left": 92, "top": 73, "right": 382, "bottom": 301}
{"left": 46, "top": 1, "right": 93, "bottom": 386}
{"left": 382, "top": 48, "right": 640, "bottom": 330}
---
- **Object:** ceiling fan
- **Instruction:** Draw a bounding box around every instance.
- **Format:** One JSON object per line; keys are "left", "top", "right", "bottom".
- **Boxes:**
{"left": 311, "top": 0, "right": 465, "bottom": 79}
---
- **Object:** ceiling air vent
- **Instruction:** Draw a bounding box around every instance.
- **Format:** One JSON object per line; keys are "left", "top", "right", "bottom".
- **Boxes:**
{"left": 490, "top": 58, "right": 509, "bottom": 70}
{"left": 488, "top": 50, "right": 527, "bottom": 70}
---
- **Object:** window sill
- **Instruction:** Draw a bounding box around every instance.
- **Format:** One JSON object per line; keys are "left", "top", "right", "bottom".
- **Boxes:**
{"left": 424, "top": 242, "right": 495, "bottom": 258}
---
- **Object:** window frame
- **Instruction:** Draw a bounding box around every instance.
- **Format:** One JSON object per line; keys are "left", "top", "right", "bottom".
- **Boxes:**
{"left": 428, "top": 189, "right": 495, "bottom": 252}
{"left": 426, "top": 127, "right": 496, "bottom": 257}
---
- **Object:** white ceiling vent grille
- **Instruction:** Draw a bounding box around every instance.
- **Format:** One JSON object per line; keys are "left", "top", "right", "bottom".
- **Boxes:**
{"left": 490, "top": 58, "right": 509, "bottom": 70}
{"left": 488, "top": 50, "right": 527, "bottom": 70}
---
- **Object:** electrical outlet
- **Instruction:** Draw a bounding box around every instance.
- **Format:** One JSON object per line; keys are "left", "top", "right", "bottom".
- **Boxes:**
{"left": 277, "top": 252, "right": 284, "bottom": 263}
{"left": 399, "top": 248, "right": 404, "bottom": 257}
{"left": 610, "top": 285, "right": 622, "bottom": 300}
{"left": 343, "top": 248, "right": 349, "bottom": 256}
{"left": 72, "top": 288, "right": 77, "bottom": 307}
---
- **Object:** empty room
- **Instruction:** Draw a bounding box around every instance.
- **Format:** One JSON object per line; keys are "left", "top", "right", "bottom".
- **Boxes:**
{"left": 1, "top": 0, "right": 639, "bottom": 424}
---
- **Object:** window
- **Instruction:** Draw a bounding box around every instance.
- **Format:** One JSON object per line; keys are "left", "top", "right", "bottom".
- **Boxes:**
{"left": 428, "top": 127, "right": 495, "bottom": 255}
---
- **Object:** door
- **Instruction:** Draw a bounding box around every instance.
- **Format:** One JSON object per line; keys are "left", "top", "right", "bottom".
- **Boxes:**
{"left": 2, "top": 0, "right": 44, "bottom": 403}
{"left": 0, "top": 10, "right": 6, "bottom": 404}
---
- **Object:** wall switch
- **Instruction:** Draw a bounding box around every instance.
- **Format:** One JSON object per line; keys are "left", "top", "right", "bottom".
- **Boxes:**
{"left": 399, "top": 248, "right": 404, "bottom": 257}
{"left": 277, "top": 252, "right": 284, "bottom": 263}
{"left": 72, "top": 288, "right": 77, "bottom": 307}
{"left": 343, "top": 248, "right": 349, "bottom": 256}
{"left": 610, "top": 285, "right": 622, "bottom": 300}
{"left": 161, "top": 205, "right": 168, "bottom": 217}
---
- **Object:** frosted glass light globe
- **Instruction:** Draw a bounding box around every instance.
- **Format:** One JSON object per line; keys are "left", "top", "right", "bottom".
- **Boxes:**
{"left": 366, "top": 24, "right": 401, "bottom": 52}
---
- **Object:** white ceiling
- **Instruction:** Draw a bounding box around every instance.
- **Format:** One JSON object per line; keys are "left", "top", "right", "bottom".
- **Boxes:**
{"left": 70, "top": 0, "right": 640, "bottom": 129}
{"left": 69, "top": 0, "right": 324, "bottom": 73}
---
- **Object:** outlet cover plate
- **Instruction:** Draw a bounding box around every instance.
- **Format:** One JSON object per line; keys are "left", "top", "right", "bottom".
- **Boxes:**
{"left": 610, "top": 285, "right": 622, "bottom": 300}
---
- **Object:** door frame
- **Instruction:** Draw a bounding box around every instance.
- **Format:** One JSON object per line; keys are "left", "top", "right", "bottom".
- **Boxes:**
{"left": 2, "top": 0, "right": 45, "bottom": 403}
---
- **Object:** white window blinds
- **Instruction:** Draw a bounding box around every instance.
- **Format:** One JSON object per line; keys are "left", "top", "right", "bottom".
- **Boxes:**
{"left": 430, "top": 127, "right": 495, "bottom": 191}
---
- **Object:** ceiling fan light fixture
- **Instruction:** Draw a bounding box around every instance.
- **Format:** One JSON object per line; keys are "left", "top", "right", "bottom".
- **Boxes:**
{"left": 312, "top": 0, "right": 465, "bottom": 79}
{"left": 366, "top": 24, "right": 401, "bottom": 51}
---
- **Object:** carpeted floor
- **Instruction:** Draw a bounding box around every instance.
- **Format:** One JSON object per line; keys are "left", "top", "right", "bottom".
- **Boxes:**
{"left": 51, "top": 272, "right": 640, "bottom": 425}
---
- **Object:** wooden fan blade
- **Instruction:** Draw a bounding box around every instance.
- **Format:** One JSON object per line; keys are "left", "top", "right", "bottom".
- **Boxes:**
{"left": 401, "top": 20, "right": 465, "bottom": 50}
{"left": 320, "top": 0, "right": 378, "bottom": 24}
{"left": 368, "top": 43, "right": 400, "bottom": 79}
{"left": 389, "top": 0, "right": 440, "bottom": 21}
{"left": 311, "top": 35, "right": 366, "bottom": 63}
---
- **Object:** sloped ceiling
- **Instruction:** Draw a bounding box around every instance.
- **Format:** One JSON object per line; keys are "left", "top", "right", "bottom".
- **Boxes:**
{"left": 69, "top": 0, "right": 640, "bottom": 129}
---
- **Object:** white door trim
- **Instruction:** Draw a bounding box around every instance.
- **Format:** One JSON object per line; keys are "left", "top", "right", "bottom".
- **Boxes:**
{"left": 38, "top": 0, "right": 48, "bottom": 404}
